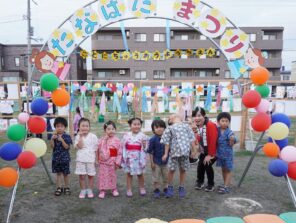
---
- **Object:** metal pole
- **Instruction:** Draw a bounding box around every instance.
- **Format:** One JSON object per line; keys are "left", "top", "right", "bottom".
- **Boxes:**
{"left": 238, "top": 132, "right": 265, "bottom": 187}
{"left": 40, "top": 157, "right": 54, "bottom": 185}
{"left": 285, "top": 175, "right": 296, "bottom": 208}
{"left": 6, "top": 172, "right": 20, "bottom": 223}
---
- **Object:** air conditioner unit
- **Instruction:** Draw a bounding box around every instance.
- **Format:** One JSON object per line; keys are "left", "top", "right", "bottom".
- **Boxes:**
{"left": 119, "top": 70, "right": 126, "bottom": 75}
{"left": 215, "top": 69, "right": 220, "bottom": 75}
{"left": 126, "top": 31, "right": 130, "bottom": 38}
{"left": 216, "top": 50, "right": 220, "bottom": 56}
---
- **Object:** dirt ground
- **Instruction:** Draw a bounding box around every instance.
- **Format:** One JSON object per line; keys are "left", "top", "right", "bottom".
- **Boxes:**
{"left": 1, "top": 149, "right": 296, "bottom": 223}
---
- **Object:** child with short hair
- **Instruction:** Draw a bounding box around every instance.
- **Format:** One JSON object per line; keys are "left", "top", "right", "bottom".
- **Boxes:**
{"left": 121, "top": 117, "right": 148, "bottom": 197}
{"left": 216, "top": 112, "right": 236, "bottom": 194}
{"left": 97, "top": 120, "right": 122, "bottom": 199}
{"left": 147, "top": 119, "right": 168, "bottom": 198}
{"left": 161, "top": 114, "right": 197, "bottom": 198}
{"left": 74, "top": 118, "right": 98, "bottom": 199}
{"left": 50, "top": 117, "right": 72, "bottom": 196}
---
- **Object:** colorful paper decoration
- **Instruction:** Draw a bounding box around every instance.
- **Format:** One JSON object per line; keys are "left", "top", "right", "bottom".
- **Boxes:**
{"left": 142, "top": 92, "right": 148, "bottom": 112}
{"left": 142, "top": 50, "right": 151, "bottom": 61}
{"left": 198, "top": 8, "right": 227, "bottom": 38}
{"left": 70, "top": 6, "right": 100, "bottom": 37}
{"left": 220, "top": 29, "right": 249, "bottom": 59}
{"left": 227, "top": 59, "right": 247, "bottom": 79}
{"left": 98, "top": 0, "right": 126, "bottom": 24}
{"left": 99, "top": 92, "right": 106, "bottom": 115}
{"left": 128, "top": 0, "right": 157, "bottom": 18}
{"left": 122, "top": 51, "right": 131, "bottom": 61}
{"left": 111, "top": 51, "right": 120, "bottom": 61}
{"left": 244, "top": 48, "right": 265, "bottom": 69}
{"left": 153, "top": 50, "right": 161, "bottom": 60}
{"left": 173, "top": 0, "right": 203, "bottom": 25}
{"left": 51, "top": 61, "right": 71, "bottom": 80}
{"left": 31, "top": 50, "right": 56, "bottom": 73}
{"left": 121, "top": 93, "right": 128, "bottom": 114}
{"left": 113, "top": 92, "right": 121, "bottom": 113}
{"left": 48, "top": 28, "right": 75, "bottom": 57}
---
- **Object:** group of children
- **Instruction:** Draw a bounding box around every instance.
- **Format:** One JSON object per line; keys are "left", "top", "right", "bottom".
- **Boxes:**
{"left": 50, "top": 107, "right": 236, "bottom": 199}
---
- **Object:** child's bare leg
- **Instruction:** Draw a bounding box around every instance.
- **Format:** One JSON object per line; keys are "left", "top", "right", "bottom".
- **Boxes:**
{"left": 179, "top": 169, "right": 186, "bottom": 186}
{"left": 137, "top": 174, "right": 145, "bottom": 188}
{"left": 56, "top": 173, "right": 62, "bottom": 188}
{"left": 223, "top": 168, "right": 232, "bottom": 187}
{"left": 127, "top": 173, "right": 133, "bottom": 191}
{"left": 79, "top": 175, "right": 86, "bottom": 190}
{"left": 88, "top": 175, "right": 94, "bottom": 189}
{"left": 63, "top": 174, "right": 69, "bottom": 188}
{"left": 168, "top": 170, "right": 175, "bottom": 185}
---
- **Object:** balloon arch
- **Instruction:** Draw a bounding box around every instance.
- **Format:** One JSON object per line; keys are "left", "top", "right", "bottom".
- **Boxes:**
{"left": 1, "top": 0, "right": 296, "bottom": 222}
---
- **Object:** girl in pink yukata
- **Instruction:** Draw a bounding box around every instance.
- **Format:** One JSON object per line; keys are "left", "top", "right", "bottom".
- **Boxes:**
{"left": 97, "top": 121, "right": 122, "bottom": 199}
{"left": 121, "top": 118, "right": 149, "bottom": 197}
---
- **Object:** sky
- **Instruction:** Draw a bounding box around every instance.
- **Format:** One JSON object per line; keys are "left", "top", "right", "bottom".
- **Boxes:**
{"left": 0, "top": 0, "right": 295, "bottom": 69}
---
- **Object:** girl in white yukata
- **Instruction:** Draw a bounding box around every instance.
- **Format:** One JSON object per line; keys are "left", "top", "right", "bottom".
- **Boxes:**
{"left": 121, "top": 118, "right": 148, "bottom": 197}
{"left": 74, "top": 118, "right": 98, "bottom": 199}
{"left": 97, "top": 121, "right": 122, "bottom": 199}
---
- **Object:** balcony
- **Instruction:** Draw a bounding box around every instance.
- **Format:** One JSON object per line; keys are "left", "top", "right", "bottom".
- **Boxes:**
{"left": 254, "top": 39, "right": 283, "bottom": 50}
{"left": 92, "top": 40, "right": 125, "bottom": 50}
{"left": 168, "top": 58, "right": 224, "bottom": 69}
{"left": 170, "top": 39, "right": 217, "bottom": 50}
{"left": 264, "top": 58, "right": 282, "bottom": 68}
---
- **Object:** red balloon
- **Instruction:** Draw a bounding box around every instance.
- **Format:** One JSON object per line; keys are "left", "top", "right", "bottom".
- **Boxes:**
{"left": 251, "top": 113, "right": 271, "bottom": 132}
{"left": 27, "top": 116, "right": 46, "bottom": 134}
{"left": 17, "top": 151, "right": 37, "bottom": 169}
{"left": 288, "top": 162, "right": 296, "bottom": 180}
{"left": 242, "top": 90, "right": 261, "bottom": 108}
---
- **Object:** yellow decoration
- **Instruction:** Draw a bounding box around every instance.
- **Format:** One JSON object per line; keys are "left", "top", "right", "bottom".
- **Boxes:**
{"left": 58, "top": 61, "right": 64, "bottom": 68}
{"left": 239, "top": 67, "right": 247, "bottom": 74}
{"left": 92, "top": 51, "right": 99, "bottom": 60}
{"left": 75, "top": 30, "right": 83, "bottom": 37}
{"left": 220, "top": 17, "right": 227, "bottom": 25}
{"left": 102, "top": 52, "right": 108, "bottom": 61}
{"left": 132, "top": 51, "right": 140, "bottom": 60}
{"left": 134, "top": 11, "right": 142, "bottom": 17}
{"left": 173, "top": 87, "right": 180, "bottom": 94}
{"left": 80, "top": 50, "right": 89, "bottom": 59}
{"left": 153, "top": 50, "right": 161, "bottom": 60}
{"left": 173, "top": 2, "right": 181, "bottom": 10}
{"left": 193, "top": 10, "right": 201, "bottom": 18}
{"left": 122, "top": 51, "right": 131, "bottom": 61}
{"left": 200, "top": 21, "right": 209, "bottom": 29}
{"left": 227, "top": 85, "right": 233, "bottom": 90}
{"left": 234, "top": 51, "right": 243, "bottom": 58}
{"left": 66, "top": 33, "right": 74, "bottom": 40}
{"left": 142, "top": 51, "right": 150, "bottom": 61}
{"left": 174, "top": 49, "right": 182, "bottom": 58}
{"left": 211, "top": 8, "right": 219, "bottom": 17}
{"left": 118, "top": 4, "right": 126, "bottom": 12}
{"left": 206, "top": 48, "right": 216, "bottom": 58}
{"left": 90, "top": 14, "right": 98, "bottom": 22}
{"left": 76, "top": 9, "right": 84, "bottom": 18}
{"left": 225, "top": 29, "right": 234, "bottom": 37}
{"left": 52, "top": 30, "right": 60, "bottom": 39}
{"left": 186, "top": 49, "right": 193, "bottom": 57}
{"left": 51, "top": 49, "right": 59, "bottom": 57}
{"left": 111, "top": 51, "right": 120, "bottom": 61}
{"left": 164, "top": 49, "right": 173, "bottom": 59}
{"left": 239, "top": 33, "right": 248, "bottom": 41}
{"left": 196, "top": 48, "right": 205, "bottom": 57}
{"left": 100, "top": 0, "right": 107, "bottom": 5}
{"left": 221, "top": 39, "right": 229, "bottom": 47}
{"left": 149, "top": 4, "right": 156, "bottom": 11}
{"left": 193, "top": 0, "right": 200, "bottom": 4}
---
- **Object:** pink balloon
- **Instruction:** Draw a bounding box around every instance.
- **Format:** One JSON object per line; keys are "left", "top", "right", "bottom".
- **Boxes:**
{"left": 255, "top": 99, "right": 270, "bottom": 113}
{"left": 280, "top": 146, "right": 296, "bottom": 163}
{"left": 18, "top": 112, "right": 30, "bottom": 124}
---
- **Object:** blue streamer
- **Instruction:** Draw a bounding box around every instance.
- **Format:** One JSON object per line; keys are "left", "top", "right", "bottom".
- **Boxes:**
{"left": 205, "top": 85, "right": 212, "bottom": 111}
{"left": 166, "top": 20, "right": 171, "bottom": 50}
{"left": 142, "top": 93, "right": 148, "bottom": 112}
{"left": 120, "top": 21, "right": 129, "bottom": 51}
{"left": 121, "top": 93, "right": 128, "bottom": 114}
{"left": 113, "top": 92, "right": 121, "bottom": 113}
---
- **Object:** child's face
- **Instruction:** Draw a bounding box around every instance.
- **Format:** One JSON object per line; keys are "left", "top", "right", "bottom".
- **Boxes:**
{"left": 79, "top": 121, "right": 90, "bottom": 135}
{"left": 105, "top": 125, "right": 116, "bottom": 137}
{"left": 154, "top": 126, "right": 165, "bottom": 136}
{"left": 193, "top": 112, "right": 205, "bottom": 127}
{"left": 40, "top": 54, "right": 54, "bottom": 70}
{"left": 130, "top": 120, "right": 142, "bottom": 134}
{"left": 55, "top": 123, "right": 66, "bottom": 134}
{"left": 219, "top": 117, "right": 230, "bottom": 129}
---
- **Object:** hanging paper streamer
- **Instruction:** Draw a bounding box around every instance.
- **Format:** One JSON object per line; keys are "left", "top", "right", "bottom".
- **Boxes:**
{"left": 142, "top": 92, "right": 148, "bottom": 112}
{"left": 163, "top": 94, "right": 169, "bottom": 112}
{"left": 229, "top": 90, "right": 234, "bottom": 112}
{"left": 120, "top": 21, "right": 129, "bottom": 51}
{"left": 220, "top": 29, "right": 250, "bottom": 60}
{"left": 121, "top": 93, "right": 128, "bottom": 114}
{"left": 98, "top": 0, "right": 126, "bottom": 24}
{"left": 133, "top": 90, "right": 139, "bottom": 113}
{"left": 194, "top": 95, "right": 200, "bottom": 108}
{"left": 99, "top": 92, "right": 106, "bottom": 115}
{"left": 205, "top": 85, "right": 212, "bottom": 111}
{"left": 216, "top": 85, "right": 222, "bottom": 110}
{"left": 128, "top": 0, "right": 157, "bottom": 18}
{"left": 51, "top": 62, "right": 71, "bottom": 80}
{"left": 166, "top": 19, "right": 171, "bottom": 50}
{"left": 48, "top": 28, "right": 75, "bottom": 57}
{"left": 151, "top": 94, "right": 159, "bottom": 114}
{"left": 173, "top": 0, "right": 204, "bottom": 25}
{"left": 70, "top": 94, "right": 75, "bottom": 112}
{"left": 227, "top": 59, "right": 247, "bottom": 79}
{"left": 70, "top": 6, "right": 100, "bottom": 38}
{"left": 91, "top": 91, "right": 96, "bottom": 114}
{"left": 113, "top": 92, "right": 121, "bottom": 113}
{"left": 198, "top": 8, "right": 227, "bottom": 38}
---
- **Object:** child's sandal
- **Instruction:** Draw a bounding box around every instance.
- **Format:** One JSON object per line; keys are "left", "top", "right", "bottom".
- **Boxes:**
{"left": 54, "top": 187, "right": 63, "bottom": 196}
{"left": 64, "top": 187, "right": 71, "bottom": 195}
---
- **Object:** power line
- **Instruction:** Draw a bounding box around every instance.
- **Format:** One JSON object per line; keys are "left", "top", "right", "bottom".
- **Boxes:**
{"left": 0, "top": 19, "right": 25, "bottom": 24}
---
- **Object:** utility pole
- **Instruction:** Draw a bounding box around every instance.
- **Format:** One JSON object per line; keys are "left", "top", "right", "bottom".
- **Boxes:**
{"left": 27, "top": 0, "right": 32, "bottom": 92}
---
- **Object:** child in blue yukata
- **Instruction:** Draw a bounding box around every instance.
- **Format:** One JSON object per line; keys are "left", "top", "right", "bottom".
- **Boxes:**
{"left": 216, "top": 112, "right": 236, "bottom": 194}
{"left": 147, "top": 119, "right": 168, "bottom": 198}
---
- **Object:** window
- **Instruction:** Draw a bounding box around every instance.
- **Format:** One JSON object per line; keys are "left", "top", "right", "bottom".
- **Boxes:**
{"left": 98, "top": 71, "right": 112, "bottom": 78}
{"left": 171, "top": 70, "right": 189, "bottom": 77}
{"left": 199, "top": 71, "right": 206, "bottom": 78}
{"left": 1, "top": 57, "right": 4, "bottom": 67}
{"left": 249, "top": 34, "right": 256, "bottom": 42}
{"left": 154, "top": 34, "right": 165, "bottom": 42}
{"left": 153, "top": 70, "right": 165, "bottom": 79}
{"left": 200, "top": 35, "right": 207, "bottom": 40}
{"left": 174, "top": 34, "right": 189, "bottom": 40}
{"left": 135, "top": 33, "right": 146, "bottom": 42}
{"left": 225, "top": 70, "right": 231, "bottom": 79}
{"left": 97, "top": 35, "right": 113, "bottom": 40}
{"left": 262, "top": 31, "right": 277, "bottom": 40}
{"left": 3, "top": 76, "right": 19, "bottom": 82}
{"left": 15, "top": 57, "right": 20, "bottom": 67}
{"left": 135, "top": 71, "right": 147, "bottom": 80}
{"left": 282, "top": 75, "right": 290, "bottom": 81}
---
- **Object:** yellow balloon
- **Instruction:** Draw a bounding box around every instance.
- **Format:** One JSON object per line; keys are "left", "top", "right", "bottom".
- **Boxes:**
{"left": 267, "top": 122, "right": 290, "bottom": 140}
{"left": 24, "top": 138, "right": 47, "bottom": 158}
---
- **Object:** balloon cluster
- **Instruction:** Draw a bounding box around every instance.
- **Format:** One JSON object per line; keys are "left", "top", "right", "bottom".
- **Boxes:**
{"left": 241, "top": 65, "right": 296, "bottom": 179}
{"left": 0, "top": 72, "right": 70, "bottom": 188}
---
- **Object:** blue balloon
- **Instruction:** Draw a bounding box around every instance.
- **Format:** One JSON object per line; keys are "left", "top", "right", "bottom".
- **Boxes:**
{"left": 31, "top": 98, "right": 48, "bottom": 116}
{"left": 268, "top": 159, "right": 288, "bottom": 177}
{"left": 268, "top": 137, "right": 289, "bottom": 150}
{"left": 272, "top": 113, "right": 291, "bottom": 128}
{"left": 0, "top": 142, "right": 22, "bottom": 161}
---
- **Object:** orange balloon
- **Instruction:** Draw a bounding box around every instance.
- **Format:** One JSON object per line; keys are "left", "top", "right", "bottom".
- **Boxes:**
{"left": 0, "top": 167, "right": 18, "bottom": 188}
{"left": 52, "top": 88, "right": 70, "bottom": 107}
{"left": 250, "top": 66, "right": 270, "bottom": 85}
{"left": 263, "top": 143, "right": 280, "bottom": 158}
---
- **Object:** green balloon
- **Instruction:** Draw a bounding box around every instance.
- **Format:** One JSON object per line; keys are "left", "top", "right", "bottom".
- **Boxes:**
{"left": 40, "top": 73, "right": 59, "bottom": 92}
{"left": 7, "top": 124, "right": 27, "bottom": 141}
{"left": 255, "top": 85, "right": 270, "bottom": 98}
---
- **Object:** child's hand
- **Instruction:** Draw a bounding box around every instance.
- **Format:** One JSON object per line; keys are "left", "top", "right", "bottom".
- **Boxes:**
{"left": 151, "top": 162, "right": 156, "bottom": 170}
{"left": 229, "top": 135, "right": 235, "bottom": 146}
{"left": 57, "top": 135, "right": 63, "bottom": 142}
{"left": 51, "top": 134, "right": 57, "bottom": 140}
{"left": 76, "top": 137, "right": 84, "bottom": 149}
{"left": 142, "top": 140, "right": 147, "bottom": 149}
{"left": 162, "top": 154, "right": 168, "bottom": 162}
{"left": 203, "top": 155, "right": 214, "bottom": 165}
